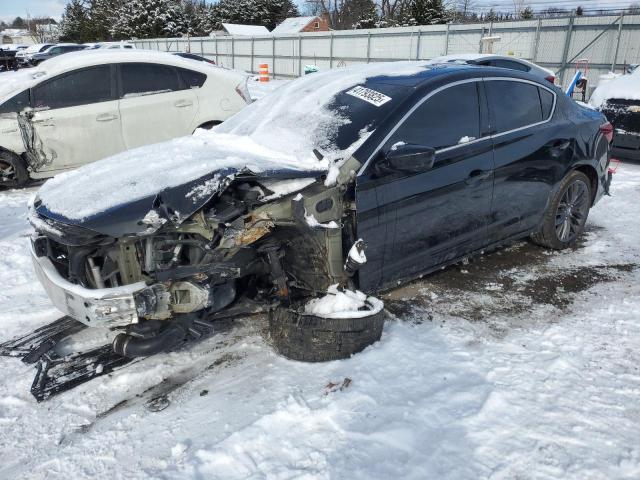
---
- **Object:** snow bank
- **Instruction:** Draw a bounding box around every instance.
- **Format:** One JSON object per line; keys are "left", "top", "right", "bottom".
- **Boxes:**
{"left": 589, "top": 69, "right": 640, "bottom": 108}
{"left": 305, "top": 284, "right": 383, "bottom": 319}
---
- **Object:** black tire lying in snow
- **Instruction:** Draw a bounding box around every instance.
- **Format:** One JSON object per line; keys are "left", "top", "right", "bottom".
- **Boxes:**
{"left": 269, "top": 300, "right": 385, "bottom": 362}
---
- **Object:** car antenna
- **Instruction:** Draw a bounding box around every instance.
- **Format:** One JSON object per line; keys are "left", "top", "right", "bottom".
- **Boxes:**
{"left": 313, "top": 148, "right": 324, "bottom": 161}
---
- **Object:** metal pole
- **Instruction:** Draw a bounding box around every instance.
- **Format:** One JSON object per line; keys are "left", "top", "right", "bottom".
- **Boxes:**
{"left": 612, "top": 13, "right": 624, "bottom": 72}
{"left": 366, "top": 31, "right": 371, "bottom": 63}
{"left": 272, "top": 36, "right": 276, "bottom": 78}
{"left": 251, "top": 37, "right": 255, "bottom": 74}
{"left": 200, "top": 39, "right": 204, "bottom": 55}
{"left": 559, "top": 15, "right": 575, "bottom": 84}
{"left": 415, "top": 29, "right": 422, "bottom": 60}
{"left": 298, "top": 35, "right": 302, "bottom": 76}
{"left": 444, "top": 24, "right": 450, "bottom": 55}
{"left": 479, "top": 27, "right": 485, "bottom": 53}
{"left": 231, "top": 36, "right": 235, "bottom": 69}
{"left": 532, "top": 18, "right": 542, "bottom": 61}
{"left": 329, "top": 32, "right": 334, "bottom": 69}
{"left": 215, "top": 36, "right": 218, "bottom": 65}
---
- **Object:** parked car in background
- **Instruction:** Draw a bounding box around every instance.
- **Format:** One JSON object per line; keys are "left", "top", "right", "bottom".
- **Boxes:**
{"left": 26, "top": 62, "right": 611, "bottom": 383}
{"left": 0, "top": 49, "right": 251, "bottom": 187}
{"left": 590, "top": 69, "right": 640, "bottom": 160}
{"left": 30, "top": 44, "right": 87, "bottom": 65}
{"left": 84, "top": 41, "right": 136, "bottom": 50}
{"left": 430, "top": 54, "right": 556, "bottom": 84}
{"left": 173, "top": 52, "right": 216, "bottom": 65}
{"left": 15, "top": 43, "right": 54, "bottom": 66}
{"left": 0, "top": 44, "right": 28, "bottom": 71}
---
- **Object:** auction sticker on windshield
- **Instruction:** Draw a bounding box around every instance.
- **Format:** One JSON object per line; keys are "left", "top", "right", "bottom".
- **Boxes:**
{"left": 346, "top": 86, "right": 392, "bottom": 107}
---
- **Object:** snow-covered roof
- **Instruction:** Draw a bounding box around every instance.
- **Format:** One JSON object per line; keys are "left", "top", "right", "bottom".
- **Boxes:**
{"left": 0, "top": 29, "right": 30, "bottom": 37}
{"left": 0, "top": 49, "right": 247, "bottom": 103}
{"left": 590, "top": 69, "right": 640, "bottom": 108}
{"left": 271, "top": 16, "right": 318, "bottom": 34}
{"left": 222, "top": 23, "right": 269, "bottom": 36}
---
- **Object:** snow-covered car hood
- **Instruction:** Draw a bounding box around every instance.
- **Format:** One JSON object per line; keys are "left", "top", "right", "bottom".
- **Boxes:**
{"left": 33, "top": 132, "right": 327, "bottom": 237}
{"left": 590, "top": 70, "right": 640, "bottom": 108}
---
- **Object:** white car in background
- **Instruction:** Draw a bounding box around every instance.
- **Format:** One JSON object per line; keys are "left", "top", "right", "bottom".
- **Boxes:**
{"left": 15, "top": 43, "right": 55, "bottom": 66}
{"left": 84, "top": 41, "right": 136, "bottom": 50}
{"left": 0, "top": 49, "right": 251, "bottom": 187}
{"left": 430, "top": 54, "right": 556, "bottom": 84}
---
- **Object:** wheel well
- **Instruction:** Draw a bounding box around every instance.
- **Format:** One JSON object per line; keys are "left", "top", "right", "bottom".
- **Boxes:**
{"left": 574, "top": 165, "right": 598, "bottom": 204}
{"left": 195, "top": 121, "right": 222, "bottom": 132}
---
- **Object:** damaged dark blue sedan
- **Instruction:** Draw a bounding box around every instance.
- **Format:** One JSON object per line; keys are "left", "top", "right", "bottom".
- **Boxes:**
{"left": 16, "top": 61, "right": 612, "bottom": 400}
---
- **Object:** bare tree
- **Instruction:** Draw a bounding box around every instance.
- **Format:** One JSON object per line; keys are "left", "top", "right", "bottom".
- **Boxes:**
{"left": 628, "top": 3, "right": 640, "bottom": 14}
{"left": 512, "top": 0, "right": 528, "bottom": 16}
{"left": 29, "top": 16, "right": 59, "bottom": 42}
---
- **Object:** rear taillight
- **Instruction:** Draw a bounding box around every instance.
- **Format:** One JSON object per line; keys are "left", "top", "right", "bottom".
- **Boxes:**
{"left": 600, "top": 122, "right": 614, "bottom": 143}
{"left": 545, "top": 75, "right": 556, "bottom": 84}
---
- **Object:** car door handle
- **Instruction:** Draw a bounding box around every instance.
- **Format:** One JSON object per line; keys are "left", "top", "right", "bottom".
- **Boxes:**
{"left": 174, "top": 100, "right": 193, "bottom": 108}
{"left": 96, "top": 113, "right": 119, "bottom": 122}
{"left": 466, "top": 169, "right": 492, "bottom": 185}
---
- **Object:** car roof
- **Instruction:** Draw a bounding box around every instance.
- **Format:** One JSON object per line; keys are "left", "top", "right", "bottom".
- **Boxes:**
{"left": 0, "top": 49, "right": 247, "bottom": 103}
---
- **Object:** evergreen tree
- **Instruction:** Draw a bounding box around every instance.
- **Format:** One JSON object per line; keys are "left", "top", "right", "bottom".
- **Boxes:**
{"left": 520, "top": 6, "right": 534, "bottom": 18}
{"left": 411, "top": 0, "right": 447, "bottom": 25}
{"left": 576, "top": 6, "right": 584, "bottom": 15}
{"left": 59, "top": 0, "right": 94, "bottom": 42}
{"left": 11, "top": 17, "right": 27, "bottom": 28}
{"left": 110, "top": 0, "right": 186, "bottom": 39}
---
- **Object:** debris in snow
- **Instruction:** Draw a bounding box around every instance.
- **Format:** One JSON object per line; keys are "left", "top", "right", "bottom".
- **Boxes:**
{"left": 304, "top": 210, "right": 339, "bottom": 229}
{"left": 324, "top": 377, "right": 353, "bottom": 395}
{"left": 305, "top": 284, "right": 384, "bottom": 319}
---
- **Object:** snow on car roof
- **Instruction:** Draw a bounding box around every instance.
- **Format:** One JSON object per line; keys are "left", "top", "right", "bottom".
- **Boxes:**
{"left": 272, "top": 16, "right": 318, "bottom": 34}
{"left": 589, "top": 70, "right": 640, "bottom": 108}
{"left": 0, "top": 49, "right": 246, "bottom": 103}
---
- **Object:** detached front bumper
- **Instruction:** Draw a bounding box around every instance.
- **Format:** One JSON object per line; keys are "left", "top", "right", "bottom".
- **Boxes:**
{"left": 30, "top": 241, "right": 146, "bottom": 327}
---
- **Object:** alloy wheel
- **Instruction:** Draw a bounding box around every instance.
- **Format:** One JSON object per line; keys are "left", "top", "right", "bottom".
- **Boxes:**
{"left": 555, "top": 179, "right": 589, "bottom": 243}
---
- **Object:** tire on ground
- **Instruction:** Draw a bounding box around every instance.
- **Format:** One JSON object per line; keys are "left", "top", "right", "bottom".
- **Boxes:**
{"left": 0, "top": 150, "right": 29, "bottom": 188}
{"left": 269, "top": 302, "right": 385, "bottom": 362}
{"left": 531, "top": 170, "right": 592, "bottom": 250}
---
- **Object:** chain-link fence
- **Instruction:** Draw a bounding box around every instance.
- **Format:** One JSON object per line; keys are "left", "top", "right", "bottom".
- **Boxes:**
{"left": 133, "top": 14, "right": 640, "bottom": 96}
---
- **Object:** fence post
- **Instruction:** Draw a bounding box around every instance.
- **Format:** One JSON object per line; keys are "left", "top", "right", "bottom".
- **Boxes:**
{"left": 479, "top": 27, "right": 485, "bottom": 53}
{"left": 298, "top": 35, "right": 302, "bottom": 76}
{"left": 559, "top": 15, "right": 575, "bottom": 85}
{"left": 415, "top": 29, "right": 422, "bottom": 60}
{"left": 329, "top": 32, "right": 334, "bottom": 68}
{"left": 251, "top": 37, "right": 255, "bottom": 74}
{"left": 366, "top": 31, "right": 371, "bottom": 63}
{"left": 200, "top": 39, "right": 204, "bottom": 55}
{"left": 272, "top": 36, "right": 276, "bottom": 78}
{"left": 444, "top": 23, "right": 450, "bottom": 55}
{"left": 215, "top": 36, "right": 218, "bottom": 65}
{"left": 612, "top": 13, "right": 624, "bottom": 72}
{"left": 532, "top": 18, "right": 542, "bottom": 61}
{"left": 230, "top": 37, "right": 234, "bottom": 69}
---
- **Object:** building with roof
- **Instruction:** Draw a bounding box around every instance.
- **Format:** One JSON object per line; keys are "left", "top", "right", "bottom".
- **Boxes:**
{"left": 1, "top": 29, "right": 35, "bottom": 45}
{"left": 218, "top": 23, "right": 270, "bottom": 36}
{"left": 272, "top": 15, "right": 330, "bottom": 34}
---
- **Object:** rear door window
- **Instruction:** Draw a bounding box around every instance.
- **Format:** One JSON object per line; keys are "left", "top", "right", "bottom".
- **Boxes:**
{"left": 539, "top": 87, "right": 554, "bottom": 119}
{"left": 177, "top": 68, "right": 207, "bottom": 89}
{"left": 32, "top": 65, "right": 112, "bottom": 110}
{"left": 120, "top": 63, "right": 180, "bottom": 98}
{"left": 387, "top": 81, "right": 481, "bottom": 151}
{"left": 485, "top": 80, "right": 543, "bottom": 134}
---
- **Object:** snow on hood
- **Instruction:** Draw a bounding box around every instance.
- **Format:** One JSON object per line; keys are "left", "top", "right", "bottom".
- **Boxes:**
{"left": 589, "top": 70, "right": 640, "bottom": 108}
{"left": 36, "top": 132, "right": 328, "bottom": 221}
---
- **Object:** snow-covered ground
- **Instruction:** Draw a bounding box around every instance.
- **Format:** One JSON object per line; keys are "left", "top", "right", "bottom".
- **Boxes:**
{"left": 1, "top": 165, "right": 640, "bottom": 479}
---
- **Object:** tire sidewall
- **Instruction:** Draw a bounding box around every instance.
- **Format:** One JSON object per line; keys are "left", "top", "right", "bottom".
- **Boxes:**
{"left": 0, "top": 151, "right": 29, "bottom": 188}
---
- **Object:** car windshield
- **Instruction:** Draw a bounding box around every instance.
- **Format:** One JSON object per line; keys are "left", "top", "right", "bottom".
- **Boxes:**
{"left": 216, "top": 62, "right": 426, "bottom": 162}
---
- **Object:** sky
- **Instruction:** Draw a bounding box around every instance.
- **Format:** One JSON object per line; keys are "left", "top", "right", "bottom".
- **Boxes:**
{"left": 0, "top": 0, "right": 635, "bottom": 24}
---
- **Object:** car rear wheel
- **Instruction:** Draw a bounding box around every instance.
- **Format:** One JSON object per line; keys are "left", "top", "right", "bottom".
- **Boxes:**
{"left": 532, "top": 170, "right": 592, "bottom": 249}
{"left": 0, "top": 151, "right": 29, "bottom": 189}
{"left": 269, "top": 300, "right": 385, "bottom": 362}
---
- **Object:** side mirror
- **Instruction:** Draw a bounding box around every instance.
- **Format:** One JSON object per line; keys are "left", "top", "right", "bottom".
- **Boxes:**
{"left": 382, "top": 144, "right": 435, "bottom": 174}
